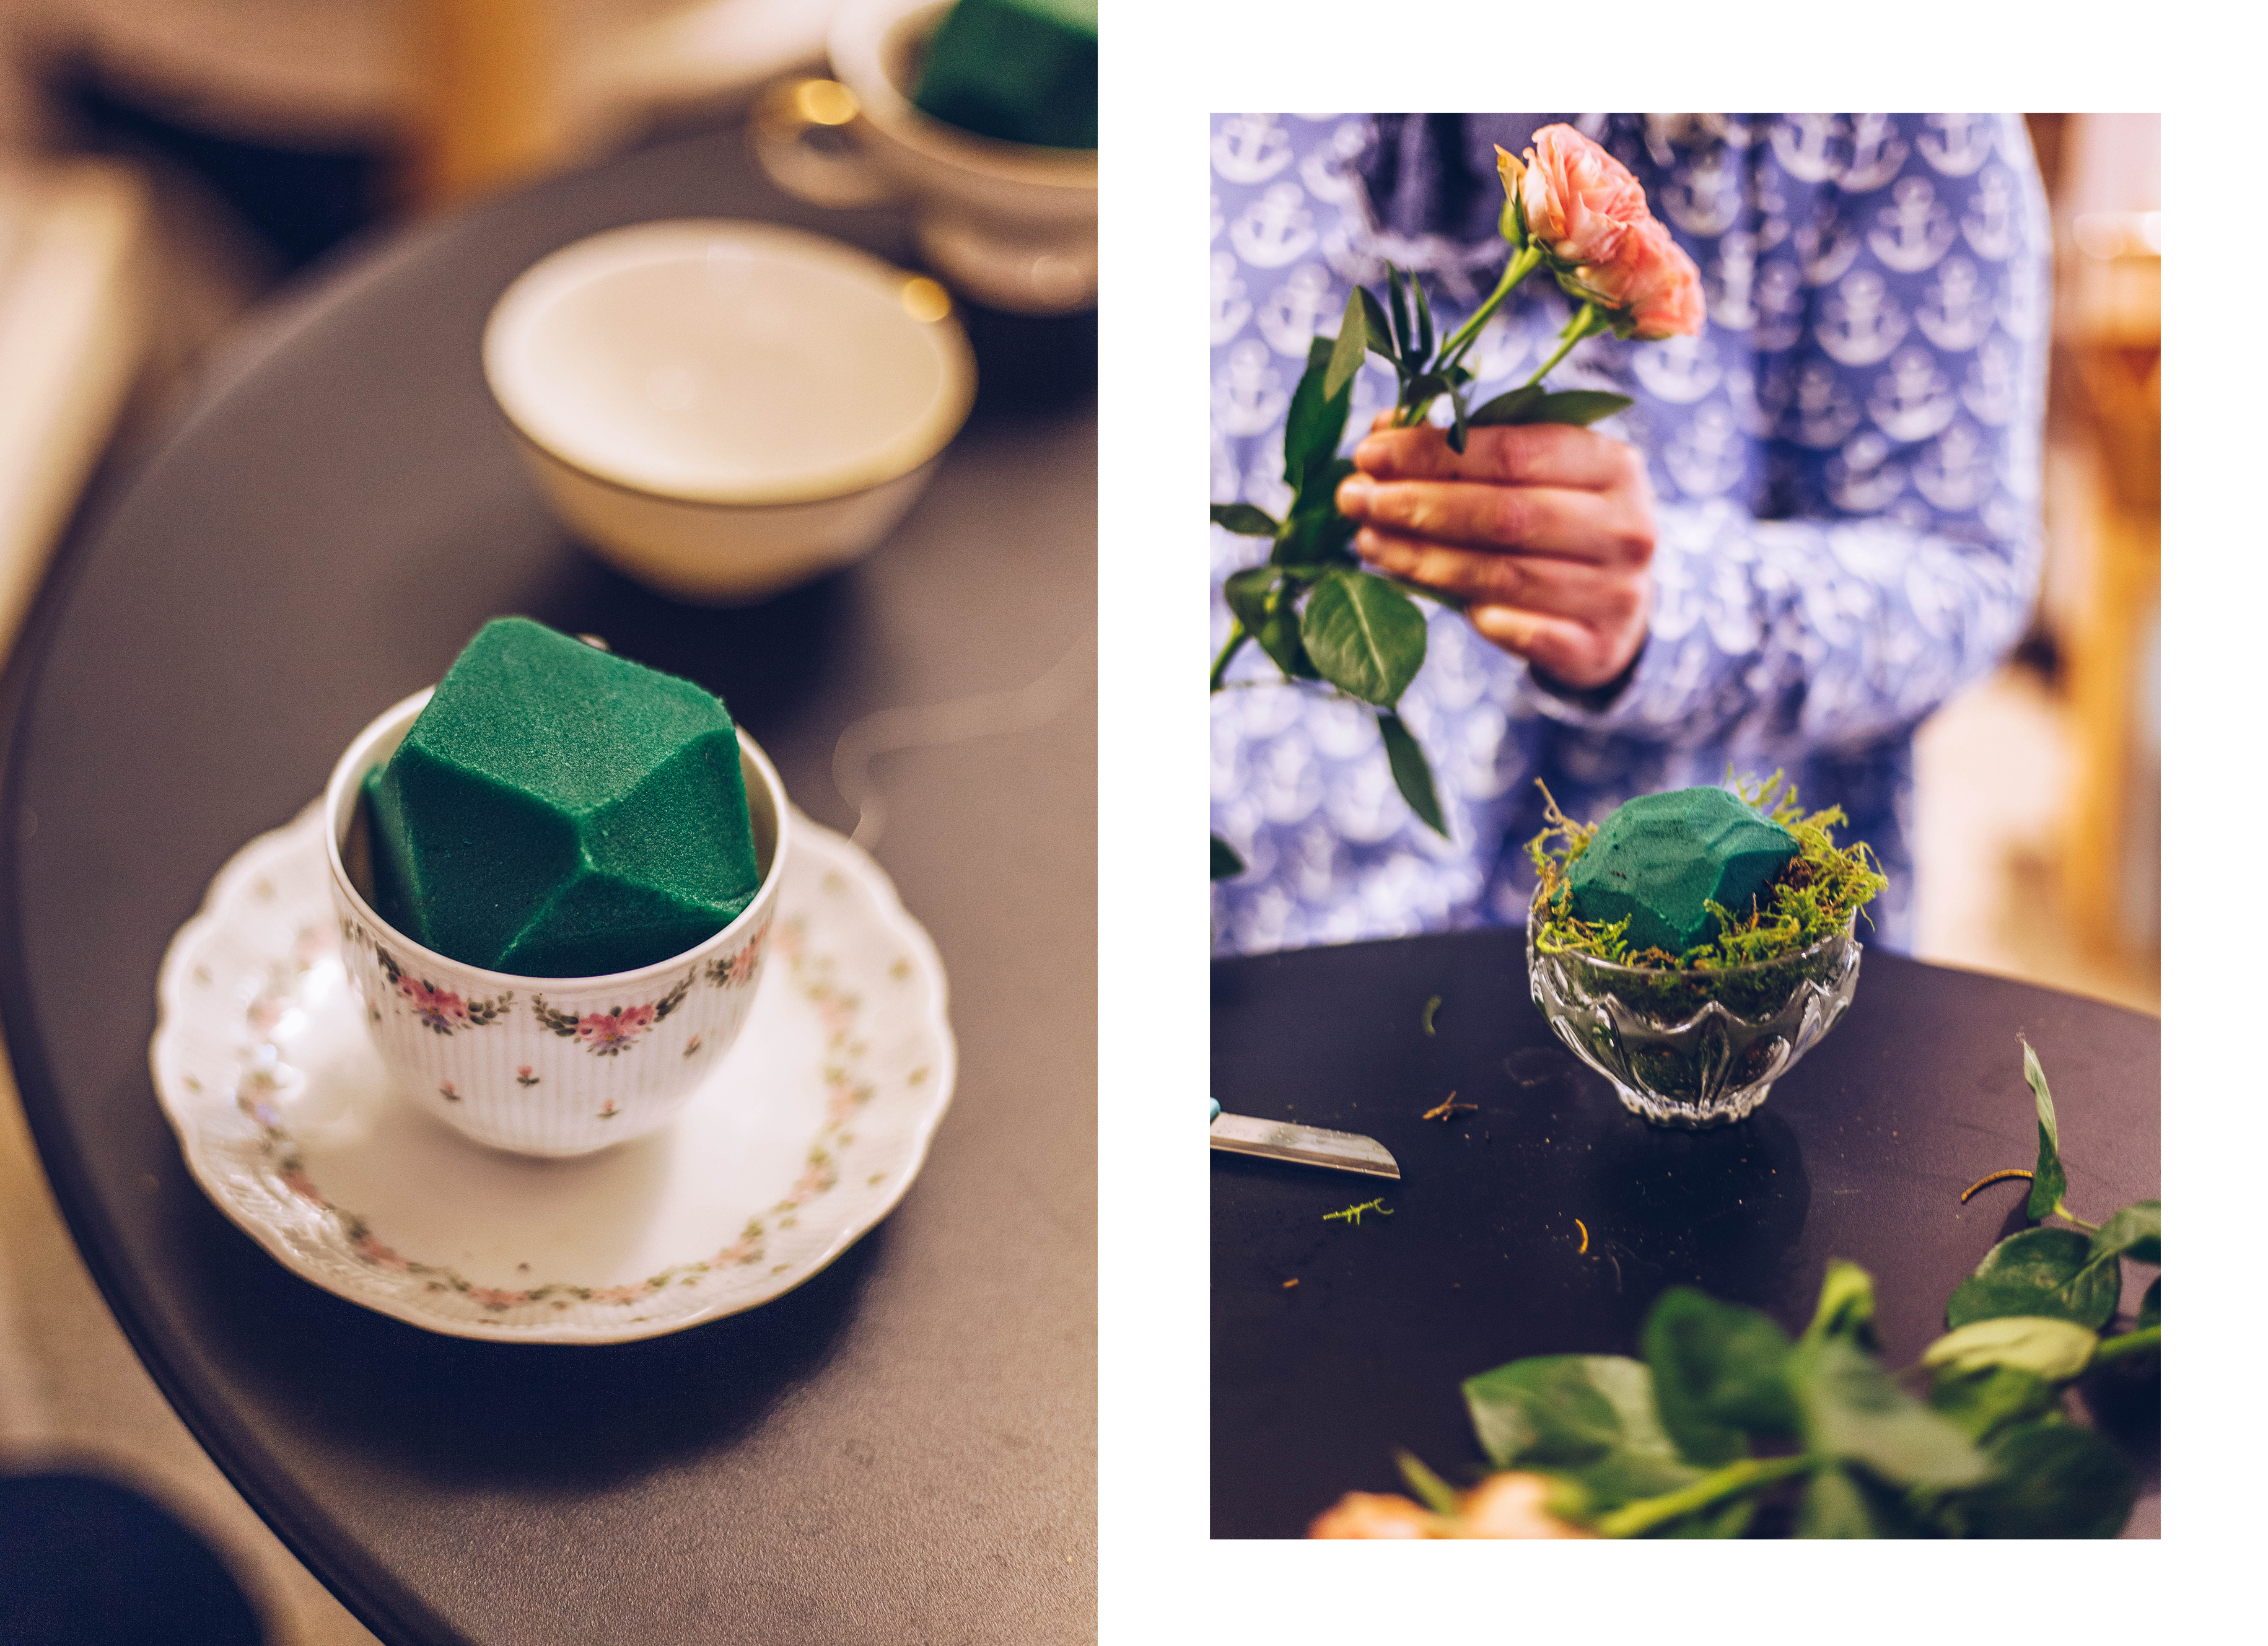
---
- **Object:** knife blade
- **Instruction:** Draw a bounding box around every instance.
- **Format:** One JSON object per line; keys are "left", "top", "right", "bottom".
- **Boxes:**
{"left": 1209, "top": 1106, "right": 1401, "bottom": 1179}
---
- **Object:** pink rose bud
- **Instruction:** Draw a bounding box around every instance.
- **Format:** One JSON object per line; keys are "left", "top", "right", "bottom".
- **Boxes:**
{"left": 1453, "top": 1472, "right": 1598, "bottom": 1538}
{"left": 1307, "top": 1491, "right": 1441, "bottom": 1538}
{"left": 1575, "top": 216, "right": 1706, "bottom": 341}
{"left": 1518, "top": 124, "right": 1649, "bottom": 266}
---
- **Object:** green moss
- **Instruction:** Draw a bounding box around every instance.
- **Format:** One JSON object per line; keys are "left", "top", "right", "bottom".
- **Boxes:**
{"left": 1526, "top": 771, "right": 1888, "bottom": 974}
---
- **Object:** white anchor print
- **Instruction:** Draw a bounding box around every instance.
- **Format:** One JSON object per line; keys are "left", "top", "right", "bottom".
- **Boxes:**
{"left": 1959, "top": 336, "right": 2018, "bottom": 425}
{"left": 1868, "top": 177, "right": 1956, "bottom": 273}
{"left": 1211, "top": 251, "right": 1252, "bottom": 346}
{"left": 1916, "top": 113, "right": 1994, "bottom": 178}
{"left": 1632, "top": 333, "right": 1722, "bottom": 404}
{"left": 1700, "top": 113, "right": 1761, "bottom": 149}
{"left": 1643, "top": 112, "right": 1709, "bottom": 166}
{"left": 1230, "top": 182, "right": 1319, "bottom": 269}
{"left": 1258, "top": 263, "right": 1334, "bottom": 357}
{"left": 1213, "top": 339, "right": 1290, "bottom": 437}
{"left": 1751, "top": 175, "right": 1792, "bottom": 252}
{"left": 1914, "top": 256, "right": 1993, "bottom": 351}
{"left": 1793, "top": 212, "right": 1862, "bottom": 287}
{"left": 1707, "top": 231, "right": 1758, "bottom": 331}
{"left": 1212, "top": 115, "right": 1294, "bottom": 185}
{"left": 1784, "top": 360, "right": 1862, "bottom": 448}
{"left": 1298, "top": 120, "right": 1371, "bottom": 204}
{"left": 1753, "top": 258, "right": 1806, "bottom": 351}
{"left": 1211, "top": 191, "right": 1224, "bottom": 243}
{"left": 1825, "top": 431, "right": 1906, "bottom": 512}
{"left": 1664, "top": 403, "right": 1746, "bottom": 497}
{"left": 1723, "top": 367, "right": 1789, "bottom": 438}
{"left": 1770, "top": 113, "right": 1845, "bottom": 183}
{"left": 1318, "top": 216, "right": 1385, "bottom": 287}
{"left": 1658, "top": 147, "right": 1745, "bottom": 237}
{"left": 1961, "top": 165, "right": 2018, "bottom": 261}
{"left": 1911, "top": 420, "right": 1992, "bottom": 511}
{"left": 1841, "top": 115, "right": 1909, "bottom": 192}
{"left": 1816, "top": 269, "right": 1909, "bottom": 366}
{"left": 1867, "top": 346, "right": 1956, "bottom": 442}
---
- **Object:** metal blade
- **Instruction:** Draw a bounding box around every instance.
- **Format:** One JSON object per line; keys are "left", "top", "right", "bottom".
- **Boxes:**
{"left": 1209, "top": 1112, "right": 1401, "bottom": 1179}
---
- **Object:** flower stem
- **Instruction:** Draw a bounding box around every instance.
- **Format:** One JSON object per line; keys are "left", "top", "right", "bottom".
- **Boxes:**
{"left": 1437, "top": 243, "right": 1544, "bottom": 373}
{"left": 2093, "top": 1325, "right": 2160, "bottom": 1364}
{"left": 1592, "top": 1453, "right": 1816, "bottom": 1539}
{"left": 1521, "top": 301, "right": 1604, "bottom": 389}
{"left": 1209, "top": 620, "right": 1249, "bottom": 692}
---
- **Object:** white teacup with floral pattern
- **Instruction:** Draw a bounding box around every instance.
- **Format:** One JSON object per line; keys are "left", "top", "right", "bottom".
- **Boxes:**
{"left": 322, "top": 688, "right": 790, "bottom": 1158}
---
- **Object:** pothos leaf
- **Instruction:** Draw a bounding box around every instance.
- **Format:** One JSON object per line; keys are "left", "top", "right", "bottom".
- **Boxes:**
{"left": 1925, "top": 1363, "right": 2062, "bottom": 1445}
{"left": 1209, "top": 503, "right": 1280, "bottom": 536}
{"left": 2084, "top": 1199, "right": 2160, "bottom": 1269}
{"left": 1943, "top": 1420, "right": 2140, "bottom": 1539}
{"left": 1789, "top": 1336, "right": 1986, "bottom": 1490}
{"left": 1300, "top": 571, "right": 1425, "bottom": 707}
{"left": 1801, "top": 1260, "right": 1880, "bottom": 1351}
{"left": 1461, "top": 1354, "right": 1684, "bottom": 1473}
{"left": 1378, "top": 711, "right": 1447, "bottom": 838}
{"left": 1209, "top": 835, "right": 1245, "bottom": 881}
{"left": 1795, "top": 1463, "right": 1876, "bottom": 1538}
{"left": 1920, "top": 1316, "right": 2100, "bottom": 1382}
{"left": 1641, "top": 1287, "right": 1800, "bottom": 1465}
{"left": 2139, "top": 1276, "right": 2159, "bottom": 1331}
{"left": 2021, "top": 1038, "right": 2067, "bottom": 1221}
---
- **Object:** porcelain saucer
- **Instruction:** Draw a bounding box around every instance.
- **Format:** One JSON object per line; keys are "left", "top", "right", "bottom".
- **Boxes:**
{"left": 151, "top": 803, "right": 955, "bottom": 1343}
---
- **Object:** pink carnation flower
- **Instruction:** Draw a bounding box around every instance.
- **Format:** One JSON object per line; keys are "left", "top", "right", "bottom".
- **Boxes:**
{"left": 1514, "top": 125, "right": 1649, "bottom": 266}
{"left": 1309, "top": 1492, "right": 1441, "bottom": 1538}
{"left": 1574, "top": 215, "right": 1705, "bottom": 340}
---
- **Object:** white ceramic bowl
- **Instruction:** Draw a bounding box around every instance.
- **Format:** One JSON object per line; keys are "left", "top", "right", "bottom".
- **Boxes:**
{"left": 325, "top": 687, "right": 792, "bottom": 1157}
{"left": 483, "top": 219, "right": 976, "bottom": 604}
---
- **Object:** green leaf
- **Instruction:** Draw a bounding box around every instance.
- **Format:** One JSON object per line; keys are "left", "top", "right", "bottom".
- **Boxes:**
{"left": 1356, "top": 287, "right": 1398, "bottom": 365}
{"left": 1323, "top": 287, "right": 1370, "bottom": 401}
{"left": 1394, "top": 1450, "right": 1461, "bottom": 1517}
{"left": 1800, "top": 1260, "right": 1880, "bottom": 1351}
{"left": 1789, "top": 1337, "right": 1986, "bottom": 1489}
{"left": 2139, "top": 1276, "right": 2159, "bottom": 1331}
{"left": 1796, "top": 1463, "right": 1878, "bottom": 1538}
{"left": 1251, "top": 586, "right": 1317, "bottom": 680}
{"left": 1209, "top": 835, "right": 1245, "bottom": 881}
{"left": 1447, "top": 387, "right": 1470, "bottom": 456}
{"left": 1921, "top": 1316, "right": 2100, "bottom": 1382}
{"left": 1466, "top": 383, "right": 1543, "bottom": 426}
{"left": 1946, "top": 1227, "right": 2118, "bottom": 1329}
{"left": 1566, "top": 1450, "right": 1705, "bottom": 1513}
{"left": 1386, "top": 266, "right": 1412, "bottom": 360}
{"left": 1222, "top": 566, "right": 1281, "bottom": 634}
{"left": 1271, "top": 461, "right": 1359, "bottom": 570}
{"left": 2021, "top": 1038, "right": 2067, "bottom": 1220}
{"left": 1283, "top": 339, "right": 1353, "bottom": 488}
{"left": 1641, "top": 1287, "right": 1801, "bottom": 1466}
{"left": 2085, "top": 1199, "right": 2160, "bottom": 1269}
{"left": 1209, "top": 503, "right": 1280, "bottom": 536}
{"left": 1945, "top": 1420, "right": 2140, "bottom": 1539}
{"left": 1522, "top": 390, "right": 1635, "bottom": 427}
{"left": 1462, "top": 1354, "right": 1683, "bottom": 1473}
{"left": 1300, "top": 571, "right": 1426, "bottom": 707}
{"left": 1410, "top": 271, "right": 1435, "bottom": 362}
{"left": 1378, "top": 711, "right": 1447, "bottom": 838}
{"left": 1925, "top": 1364, "right": 2060, "bottom": 1445}
{"left": 1649, "top": 1495, "right": 1756, "bottom": 1539}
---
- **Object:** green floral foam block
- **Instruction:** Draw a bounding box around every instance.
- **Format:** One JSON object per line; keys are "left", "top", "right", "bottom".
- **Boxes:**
{"left": 911, "top": 0, "right": 1097, "bottom": 150}
{"left": 1567, "top": 787, "right": 1798, "bottom": 957}
{"left": 365, "top": 617, "right": 761, "bottom": 977}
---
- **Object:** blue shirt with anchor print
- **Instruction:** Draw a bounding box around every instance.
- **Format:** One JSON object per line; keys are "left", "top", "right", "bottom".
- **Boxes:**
{"left": 1209, "top": 113, "right": 2049, "bottom": 957}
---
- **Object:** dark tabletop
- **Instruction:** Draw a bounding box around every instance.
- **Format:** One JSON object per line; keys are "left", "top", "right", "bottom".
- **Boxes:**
{"left": 1211, "top": 928, "right": 2158, "bottom": 1539}
{"left": 1, "top": 123, "right": 1095, "bottom": 1644}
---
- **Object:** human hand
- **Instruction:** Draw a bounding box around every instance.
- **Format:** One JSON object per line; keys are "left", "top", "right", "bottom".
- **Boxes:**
{"left": 1334, "top": 417, "right": 1657, "bottom": 691}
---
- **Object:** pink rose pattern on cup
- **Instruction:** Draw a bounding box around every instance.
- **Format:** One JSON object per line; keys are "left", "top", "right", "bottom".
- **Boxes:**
{"left": 229, "top": 916, "right": 882, "bottom": 1316}
{"left": 530, "top": 971, "right": 693, "bottom": 1056}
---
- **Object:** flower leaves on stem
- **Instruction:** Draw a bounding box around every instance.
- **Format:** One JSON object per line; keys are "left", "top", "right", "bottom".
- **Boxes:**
{"left": 1282, "top": 336, "right": 1354, "bottom": 490}
{"left": 1945, "top": 1227, "right": 2119, "bottom": 1330}
{"left": 1300, "top": 569, "right": 1425, "bottom": 708}
{"left": 1377, "top": 711, "right": 1446, "bottom": 838}
{"left": 1209, "top": 503, "right": 1278, "bottom": 536}
{"left": 1209, "top": 835, "right": 1245, "bottom": 881}
{"left": 1468, "top": 384, "right": 1636, "bottom": 429}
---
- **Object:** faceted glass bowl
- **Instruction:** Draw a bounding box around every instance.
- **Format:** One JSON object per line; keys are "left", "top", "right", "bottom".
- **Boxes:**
{"left": 1525, "top": 892, "right": 1862, "bottom": 1127}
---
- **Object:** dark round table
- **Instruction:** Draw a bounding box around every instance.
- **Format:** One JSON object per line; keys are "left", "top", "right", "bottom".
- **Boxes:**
{"left": 1211, "top": 928, "right": 2158, "bottom": 1538}
{"left": 1, "top": 123, "right": 1094, "bottom": 1642}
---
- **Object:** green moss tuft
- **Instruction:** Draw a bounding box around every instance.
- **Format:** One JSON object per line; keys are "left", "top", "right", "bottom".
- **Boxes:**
{"left": 1525, "top": 771, "right": 1888, "bottom": 973}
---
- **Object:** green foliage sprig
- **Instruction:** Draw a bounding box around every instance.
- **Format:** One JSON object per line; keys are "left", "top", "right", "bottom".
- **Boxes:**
{"left": 1209, "top": 157, "right": 1645, "bottom": 870}
{"left": 1525, "top": 772, "right": 1889, "bottom": 970}
{"left": 1401, "top": 1043, "right": 2158, "bottom": 1538}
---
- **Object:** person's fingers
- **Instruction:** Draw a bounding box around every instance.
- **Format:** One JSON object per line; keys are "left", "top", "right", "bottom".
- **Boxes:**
{"left": 1466, "top": 603, "right": 1632, "bottom": 689}
{"left": 1354, "top": 528, "right": 1646, "bottom": 626}
{"left": 1339, "top": 476, "right": 1649, "bottom": 566}
{"left": 1352, "top": 421, "right": 1637, "bottom": 493}
{"left": 1368, "top": 409, "right": 1398, "bottom": 433}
